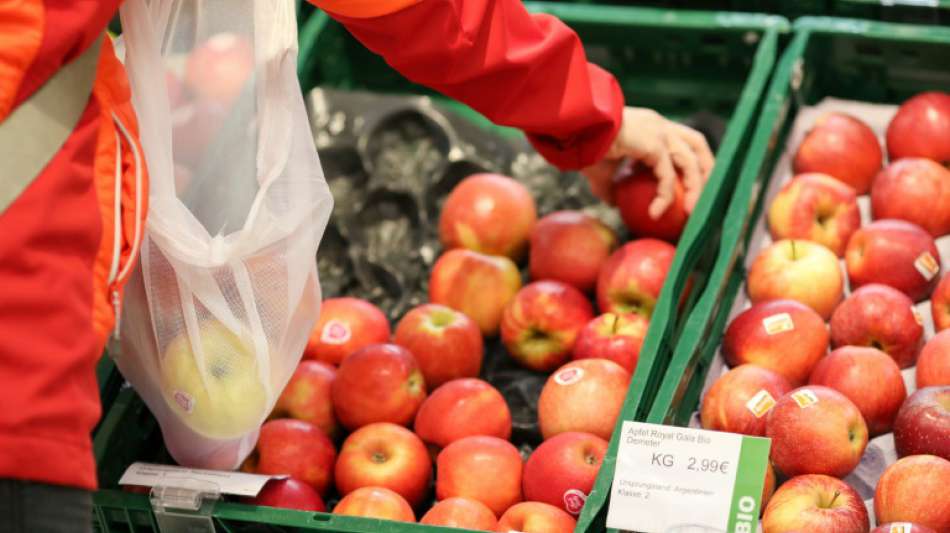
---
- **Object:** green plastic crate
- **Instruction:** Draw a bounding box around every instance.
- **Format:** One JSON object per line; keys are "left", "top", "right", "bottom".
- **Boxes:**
{"left": 834, "top": 0, "right": 950, "bottom": 24}
{"left": 549, "top": 0, "right": 829, "bottom": 18}
{"left": 92, "top": 4, "right": 787, "bottom": 532}
{"left": 646, "top": 16, "right": 950, "bottom": 442}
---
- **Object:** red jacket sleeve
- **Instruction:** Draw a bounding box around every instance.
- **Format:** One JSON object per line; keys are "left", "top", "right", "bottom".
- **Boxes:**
{"left": 319, "top": 0, "right": 625, "bottom": 171}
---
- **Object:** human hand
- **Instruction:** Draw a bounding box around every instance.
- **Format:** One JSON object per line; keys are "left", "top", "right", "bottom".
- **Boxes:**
{"left": 582, "top": 107, "right": 715, "bottom": 218}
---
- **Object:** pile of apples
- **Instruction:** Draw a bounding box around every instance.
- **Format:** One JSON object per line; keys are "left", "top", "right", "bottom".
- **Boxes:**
{"left": 701, "top": 92, "right": 950, "bottom": 533}
{"left": 238, "top": 169, "right": 686, "bottom": 530}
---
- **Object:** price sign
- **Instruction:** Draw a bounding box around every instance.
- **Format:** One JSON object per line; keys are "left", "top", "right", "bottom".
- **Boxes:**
{"left": 606, "top": 422, "right": 771, "bottom": 533}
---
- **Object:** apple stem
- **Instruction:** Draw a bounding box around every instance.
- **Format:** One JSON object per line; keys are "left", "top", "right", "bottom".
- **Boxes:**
{"left": 610, "top": 314, "right": 620, "bottom": 335}
{"left": 790, "top": 240, "right": 798, "bottom": 260}
{"left": 828, "top": 490, "right": 840, "bottom": 507}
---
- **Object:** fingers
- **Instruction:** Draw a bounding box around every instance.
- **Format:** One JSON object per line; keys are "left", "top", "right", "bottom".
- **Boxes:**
{"left": 648, "top": 148, "right": 676, "bottom": 220}
{"left": 668, "top": 134, "right": 702, "bottom": 213}
{"left": 672, "top": 123, "right": 715, "bottom": 179}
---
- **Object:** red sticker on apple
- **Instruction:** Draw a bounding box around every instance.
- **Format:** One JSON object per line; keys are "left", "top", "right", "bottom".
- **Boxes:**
{"left": 791, "top": 389, "right": 819, "bottom": 409}
{"left": 554, "top": 367, "right": 585, "bottom": 386}
{"left": 889, "top": 524, "right": 914, "bottom": 533}
{"left": 563, "top": 489, "right": 587, "bottom": 515}
{"left": 320, "top": 320, "right": 351, "bottom": 345}
{"left": 761, "top": 313, "right": 794, "bottom": 335}
{"left": 914, "top": 252, "right": 939, "bottom": 281}
{"left": 173, "top": 390, "right": 195, "bottom": 413}
{"left": 745, "top": 389, "right": 777, "bottom": 418}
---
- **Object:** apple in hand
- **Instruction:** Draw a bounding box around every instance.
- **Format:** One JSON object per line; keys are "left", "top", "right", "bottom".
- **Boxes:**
{"left": 529, "top": 210, "right": 618, "bottom": 292}
{"left": 335, "top": 423, "right": 431, "bottom": 506}
{"left": 501, "top": 281, "right": 594, "bottom": 372}
{"left": 809, "top": 346, "right": 907, "bottom": 436}
{"left": 184, "top": 33, "right": 253, "bottom": 106}
{"left": 701, "top": 365, "right": 793, "bottom": 436}
{"left": 243, "top": 478, "right": 326, "bottom": 512}
{"left": 931, "top": 273, "right": 950, "bottom": 332}
{"left": 722, "top": 299, "right": 829, "bottom": 385}
{"left": 420, "top": 497, "right": 498, "bottom": 530}
{"left": 333, "top": 486, "right": 415, "bottom": 522}
{"left": 596, "top": 239, "right": 677, "bottom": 318}
{"left": 768, "top": 173, "right": 861, "bottom": 256}
{"left": 436, "top": 435, "right": 524, "bottom": 517}
{"left": 394, "top": 304, "right": 483, "bottom": 390}
{"left": 252, "top": 419, "right": 336, "bottom": 494}
{"left": 496, "top": 502, "right": 577, "bottom": 533}
{"left": 766, "top": 386, "right": 868, "bottom": 478}
{"left": 429, "top": 249, "right": 521, "bottom": 336}
{"left": 893, "top": 387, "right": 950, "bottom": 461}
{"left": 414, "top": 378, "right": 511, "bottom": 449}
{"left": 614, "top": 165, "right": 689, "bottom": 242}
{"left": 875, "top": 454, "right": 950, "bottom": 533}
{"left": 747, "top": 239, "right": 843, "bottom": 320}
{"left": 271, "top": 360, "right": 338, "bottom": 438}
{"left": 871, "top": 524, "right": 937, "bottom": 533}
{"left": 538, "top": 359, "right": 631, "bottom": 440}
{"left": 918, "top": 331, "right": 950, "bottom": 388}
{"left": 887, "top": 92, "right": 950, "bottom": 164}
{"left": 572, "top": 312, "right": 649, "bottom": 373}
{"left": 439, "top": 173, "right": 537, "bottom": 260}
{"left": 304, "top": 297, "right": 391, "bottom": 366}
{"left": 793, "top": 111, "right": 883, "bottom": 194}
{"left": 331, "top": 344, "right": 426, "bottom": 431}
{"left": 523, "top": 432, "right": 607, "bottom": 515}
{"left": 845, "top": 219, "right": 941, "bottom": 302}
{"left": 829, "top": 284, "right": 924, "bottom": 369}
{"left": 872, "top": 158, "right": 950, "bottom": 237}
{"left": 762, "top": 474, "right": 869, "bottom": 533}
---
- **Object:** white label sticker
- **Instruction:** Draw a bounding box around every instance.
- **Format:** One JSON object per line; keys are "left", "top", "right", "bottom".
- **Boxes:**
{"left": 563, "top": 489, "right": 587, "bottom": 515}
{"left": 912, "top": 307, "right": 924, "bottom": 326}
{"left": 554, "top": 366, "right": 585, "bottom": 386}
{"left": 914, "top": 252, "right": 939, "bottom": 281}
{"left": 745, "top": 390, "right": 777, "bottom": 419}
{"left": 890, "top": 524, "right": 914, "bottom": 533}
{"left": 119, "top": 462, "right": 284, "bottom": 497}
{"left": 762, "top": 313, "right": 794, "bottom": 335}
{"left": 791, "top": 389, "right": 819, "bottom": 408}
{"left": 320, "top": 320, "right": 352, "bottom": 345}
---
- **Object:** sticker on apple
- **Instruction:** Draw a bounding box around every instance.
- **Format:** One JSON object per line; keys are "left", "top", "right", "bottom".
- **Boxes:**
{"left": 554, "top": 367, "right": 585, "bottom": 386}
{"left": 320, "top": 320, "right": 351, "bottom": 345}
{"left": 173, "top": 390, "right": 195, "bottom": 413}
{"left": 745, "top": 389, "right": 777, "bottom": 418}
{"left": 889, "top": 524, "right": 914, "bottom": 533}
{"left": 761, "top": 312, "right": 794, "bottom": 335}
{"left": 912, "top": 307, "right": 924, "bottom": 326}
{"left": 563, "top": 489, "right": 587, "bottom": 515}
{"left": 791, "top": 389, "right": 819, "bottom": 409}
{"left": 914, "top": 251, "right": 939, "bottom": 281}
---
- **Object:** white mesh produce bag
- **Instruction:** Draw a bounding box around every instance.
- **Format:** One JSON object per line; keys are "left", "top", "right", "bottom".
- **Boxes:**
{"left": 116, "top": 0, "right": 332, "bottom": 469}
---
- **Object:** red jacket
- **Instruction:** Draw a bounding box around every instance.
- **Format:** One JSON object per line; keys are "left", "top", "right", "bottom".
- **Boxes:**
{"left": 0, "top": 0, "right": 623, "bottom": 490}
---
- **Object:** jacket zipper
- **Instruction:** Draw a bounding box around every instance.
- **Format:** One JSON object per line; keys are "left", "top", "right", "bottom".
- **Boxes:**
{"left": 110, "top": 113, "right": 145, "bottom": 339}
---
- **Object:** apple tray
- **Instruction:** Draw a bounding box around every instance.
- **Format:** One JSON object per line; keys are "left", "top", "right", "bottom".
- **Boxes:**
{"left": 644, "top": 15, "right": 950, "bottom": 532}
{"left": 90, "top": 4, "right": 787, "bottom": 533}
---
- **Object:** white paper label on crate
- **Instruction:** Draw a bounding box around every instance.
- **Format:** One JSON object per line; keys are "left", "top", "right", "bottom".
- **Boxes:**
{"left": 761, "top": 313, "right": 794, "bottom": 335}
{"left": 119, "top": 462, "right": 284, "bottom": 497}
{"left": 914, "top": 252, "right": 939, "bottom": 281}
{"left": 745, "top": 389, "right": 777, "bottom": 419}
{"left": 791, "top": 389, "right": 819, "bottom": 408}
{"left": 606, "top": 422, "right": 771, "bottom": 533}
{"left": 320, "top": 320, "right": 352, "bottom": 345}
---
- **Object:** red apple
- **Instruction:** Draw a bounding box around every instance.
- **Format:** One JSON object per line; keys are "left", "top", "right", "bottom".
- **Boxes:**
{"left": 420, "top": 497, "right": 498, "bottom": 530}
{"left": 875, "top": 455, "right": 950, "bottom": 533}
{"left": 271, "top": 360, "right": 338, "bottom": 438}
{"left": 414, "top": 378, "right": 511, "bottom": 449}
{"left": 614, "top": 165, "right": 688, "bottom": 242}
{"left": 931, "top": 272, "right": 950, "bottom": 332}
{"left": 429, "top": 249, "right": 521, "bottom": 336}
{"left": 893, "top": 387, "right": 950, "bottom": 461}
{"left": 793, "top": 111, "right": 883, "bottom": 194}
{"left": 700, "top": 365, "right": 793, "bottom": 436}
{"left": 304, "top": 297, "right": 391, "bottom": 366}
{"left": 809, "top": 346, "right": 907, "bottom": 436}
{"left": 333, "top": 486, "right": 415, "bottom": 522}
{"left": 872, "top": 159, "right": 950, "bottom": 237}
{"left": 495, "top": 502, "right": 577, "bottom": 533}
{"left": 334, "top": 423, "right": 432, "bottom": 506}
{"left": 252, "top": 419, "right": 336, "bottom": 495}
{"left": 393, "top": 304, "right": 483, "bottom": 390}
{"left": 438, "top": 173, "right": 537, "bottom": 260}
{"left": 762, "top": 474, "right": 869, "bottom": 533}
{"left": 436, "top": 436, "right": 524, "bottom": 517}
{"left": 243, "top": 478, "right": 326, "bottom": 512}
{"left": 523, "top": 432, "right": 607, "bottom": 515}
{"left": 572, "top": 312, "right": 648, "bottom": 373}
{"left": 747, "top": 239, "right": 843, "bottom": 320}
{"left": 767, "top": 173, "right": 861, "bottom": 256}
{"left": 596, "top": 239, "right": 677, "bottom": 318}
{"left": 845, "top": 219, "right": 941, "bottom": 302}
{"left": 763, "top": 462, "right": 776, "bottom": 511}
{"left": 331, "top": 344, "right": 426, "bottom": 431}
{"left": 184, "top": 33, "right": 254, "bottom": 106}
{"left": 766, "top": 386, "right": 868, "bottom": 478}
{"left": 165, "top": 70, "right": 184, "bottom": 110}
{"left": 171, "top": 99, "right": 228, "bottom": 165}
{"left": 871, "top": 524, "right": 937, "bottom": 533}
{"left": 829, "top": 284, "right": 924, "bottom": 369}
{"left": 918, "top": 331, "right": 950, "bottom": 388}
{"left": 529, "top": 210, "right": 618, "bottom": 292}
{"left": 722, "top": 299, "right": 829, "bottom": 385}
{"left": 501, "top": 281, "right": 594, "bottom": 372}
{"left": 538, "top": 358, "right": 631, "bottom": 440}
{"left": 887, "top": 92, "right": 950, "bottom": 164}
